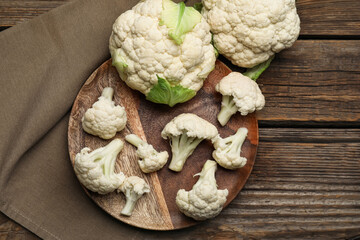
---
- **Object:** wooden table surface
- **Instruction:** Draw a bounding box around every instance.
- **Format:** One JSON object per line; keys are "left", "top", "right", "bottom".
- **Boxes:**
{"left": 1, "top": 0, "right": 360, "bottom": 239}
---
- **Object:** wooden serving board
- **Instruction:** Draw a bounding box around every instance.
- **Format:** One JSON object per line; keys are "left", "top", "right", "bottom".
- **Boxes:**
{"left": 68, "top": 59, "right": 258, "bottom": 230}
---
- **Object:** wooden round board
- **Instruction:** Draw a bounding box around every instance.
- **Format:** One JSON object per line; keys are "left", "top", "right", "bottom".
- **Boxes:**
{"left": 68, "top": 59, "right": 258, "bottom": 230}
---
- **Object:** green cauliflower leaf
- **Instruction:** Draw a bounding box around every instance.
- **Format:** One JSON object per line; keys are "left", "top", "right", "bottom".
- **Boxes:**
{"left": 160, "top": 0, "right": 202, "bottom": 45}
{"left": 146, "top": 76, "right": 196, "bottom": 107}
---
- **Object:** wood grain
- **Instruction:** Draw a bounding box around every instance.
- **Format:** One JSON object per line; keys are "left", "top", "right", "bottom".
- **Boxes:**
{"left": 1, "top": 0, "right": 360, "bottom": 36}
{"left": 2, "top": 128, "right": 360, "bottom": 239}
{"left": 219, "top": 40, "right": 360, "bottom": 125}
{"left": 67, "top": 59, "right": 258, "bottom": 230}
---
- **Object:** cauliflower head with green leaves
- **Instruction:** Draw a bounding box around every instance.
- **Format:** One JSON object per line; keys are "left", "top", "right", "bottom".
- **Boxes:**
{"left": 202, "top": 0, "right": 300, "bottom": 68}
{"left": 109, "top": 0, "right": 216, "bottom": 107}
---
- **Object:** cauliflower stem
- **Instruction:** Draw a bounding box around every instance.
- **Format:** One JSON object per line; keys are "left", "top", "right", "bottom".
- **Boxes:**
{"left": 169, "top": 134, "right": 204, "bottom": 172}
{"left": 217, "top": 95, "right": 238, "bottom": 126}
{"left": 121, "top": 189, "right": 140, "bottom": 216}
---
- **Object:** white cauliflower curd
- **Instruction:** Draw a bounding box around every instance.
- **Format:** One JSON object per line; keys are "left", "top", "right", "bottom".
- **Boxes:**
{"left": 82, "top": 87, "right": 127, "bottom": 140}
{"left": 176, "top": 160, "right": 228, "bottom": 220}
{"left": 202, "top": 0, "right": 300, "bottom": 68}
{"left": 109, "top": 0, "right": 216, "bottom": 107}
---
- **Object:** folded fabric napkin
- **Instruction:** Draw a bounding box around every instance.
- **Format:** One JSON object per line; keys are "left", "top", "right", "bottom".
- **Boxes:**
{"left": 0, "top": 0, "right": 198, "bottom": 238}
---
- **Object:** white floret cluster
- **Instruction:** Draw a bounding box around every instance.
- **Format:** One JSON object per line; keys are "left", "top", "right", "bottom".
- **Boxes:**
{"left": 202, "top": 0, "right": 300, "bottom": 68}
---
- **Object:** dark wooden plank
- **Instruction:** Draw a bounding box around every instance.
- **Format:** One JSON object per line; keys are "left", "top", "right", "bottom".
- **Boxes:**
{"left": 1, "top": 0, "right": 360, "bottom": 36}
{"left": 2, "top": 128, "right": 360, "bottom": 239}
{"left": 0, "top": 212, "right": 39, "bottom": 240}
{"left": 0, "top": 0, "right": 70, "bottom": 27}
{"left": 219, "top": 40, "right": 360, "bottom": 125}
{"left": 297, "top": 0, "right": 360, "bottom": 36}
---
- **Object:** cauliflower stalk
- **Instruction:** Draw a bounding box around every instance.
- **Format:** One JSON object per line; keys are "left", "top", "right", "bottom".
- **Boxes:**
{"left": 176, "top": 160, "right": 228, "bottom": 220}
{"left": 202, "top": 0, "right": 300, "bottom": 68}
{"left": 125, "top": 134, "right": 169, "bottom": 173}
{"left": 216, "top": 56, "right": 273, "bottom": 126}
{"left": 82, "top": 87, "right": 127, "bottom": 139}
{"left": 212, "top": 127, "right": 248, "bottom": 169}
{"left": 74, "top": 139, "right": 126, "bottom": 195}
{"left": 118, "top": 176, "right": 150, "bottom": 216}
{"left": 109, "top": 0, "right": 216, "bottom": 107}
{"left": 161, "top": 113, "right": 218, "bottom": 172}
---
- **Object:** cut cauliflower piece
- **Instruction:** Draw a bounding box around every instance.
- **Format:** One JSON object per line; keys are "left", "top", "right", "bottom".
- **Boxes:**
{"left": 202, "top": 0, "right": 300, "bottom": 68}
{"left": 176, "top": 160, "right": 228, "bottom": 220}
{"left": 118, "top": 176, "right": 150, "bottom": 216}
{"left": 212, "top": 127, "right": 248, "bottom": 169}
{"left": 216, "top": 72, "right": 265, "bottom": 126}
{"left": 74, "top": 139, "right": 126, "bottom": 195}
{"left": 82, "top": 87, "right": 127, "bottom": 139}
{"left": 161, "top": 113, "right": 218, "bottom": 172}
{"left": 125, "top": 134, "right": 169, "bottom": 173}
{"left": 109, "top": 0, "right": 216, "bottom": 107}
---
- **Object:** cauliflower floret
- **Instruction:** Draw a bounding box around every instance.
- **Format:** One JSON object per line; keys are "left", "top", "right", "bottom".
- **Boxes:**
{"left": 202, "top": 0, "right": 300, "bottom": 68}
{"left": 176, "top": 160, "right": 228, "bottom": 220}
{"left": 74, "top": 139, "right": 126, "bottom": 195}
{"left": 118, "top": 176, "right": 150, "bottom": 216}
{"left": 125, "top": 134, "right": 169, "bottom": 173}
{"left": 82, "top": 87, "right": 127, "bottom": 139}
{"left": 212, "top": 127, "right": 248, "bottom": 169}
{"left": 216, "top": 72, "right": 265, "bottom": 126}
{"left": 109, "top": 0, "right": 216, "bottom": 107}
{"left": 161, "top": 113, "right": 218, "bottom": 172}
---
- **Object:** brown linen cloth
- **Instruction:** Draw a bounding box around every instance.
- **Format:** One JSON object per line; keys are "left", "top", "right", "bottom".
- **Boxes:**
{"left": 0, "top": 0, "right": 198, "bottom": 239}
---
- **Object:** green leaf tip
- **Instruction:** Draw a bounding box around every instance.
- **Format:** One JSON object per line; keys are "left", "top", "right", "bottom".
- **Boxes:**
{"left": 146, "top": 76, "right": 196, "bottom": 107}
{"left": 112, "top": 49, "right": 128, "bottom": 73}
{"left": 160, "top": 0, "right": 202, "bottom": 45}
{"left": 243, "top": 55, "right": 275, "bottom": 81}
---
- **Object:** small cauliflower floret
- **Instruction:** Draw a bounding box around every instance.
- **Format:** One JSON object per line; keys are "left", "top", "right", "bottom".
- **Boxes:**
{"left": 176, "top": 160, "right": 228, "bottom": 220}
{"left": 202, "top": 0, "right": 300, "bottom": 68}
{"left": 74, "top": 139, "right": 126, "bottom": 195}
{"left": 216, "top": 56, "right": 273, "bottom": 126}
{"left": 125, "top": 134, "right": 169, "bottom": 173}
{"left": 82, "top": 87, "right": 127, "bottom": 139}
{"left": 212, "top": 127, "right": 248, "bottom": 169}
{"left": 216, "top": 73, "right": 265, "bottom": 126}
{"left": 109, "top": 0, "right": 216, "bottom": 107}
{"left": 118, "top": 176, "right": 150, "bottom": 216}
{"left": 161, "top": 113, "right": 218, "bottom": 172}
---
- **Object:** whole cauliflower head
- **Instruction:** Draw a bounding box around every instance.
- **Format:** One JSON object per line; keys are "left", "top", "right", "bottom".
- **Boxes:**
{"left": 176, "top": 160, "right": 228, "bottom": 220}
{"left": 216, "top": 72, "right": 265, "bottom": 126}
{"left": 74, "top": 139, "right": 126, "bottom": 195}
{"left": 125, "top": 134, "right": 169, "bottom": 173}
{"left": 109, "top": 0, "right": 216, "bottom": 107}
{"left": 82, "top": 87, "right": 127, "bottom": 139}
{"left": 202, "top": 0, "right": 300, "bottom": 68}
